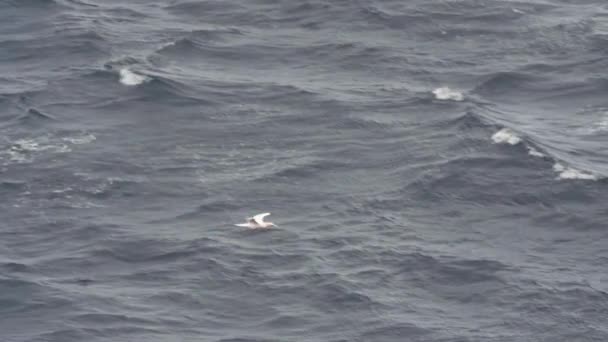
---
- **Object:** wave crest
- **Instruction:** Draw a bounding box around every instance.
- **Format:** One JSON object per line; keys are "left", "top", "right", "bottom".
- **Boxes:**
{"left": 433, "top": 87, "right": 464, "bottom": 101}
{"left": 119, "top": 68, "right": 149, "bottom": 86}
{"left": 553, "top": 163, "right": 597, "bottom": 181}
{"left": 491, "top": 128, "right": 521, "bottom": 145}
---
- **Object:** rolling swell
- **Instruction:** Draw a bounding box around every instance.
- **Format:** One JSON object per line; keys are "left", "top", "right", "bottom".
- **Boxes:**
{"left": 2, "top": 0, "right": 608, "bottom": 341}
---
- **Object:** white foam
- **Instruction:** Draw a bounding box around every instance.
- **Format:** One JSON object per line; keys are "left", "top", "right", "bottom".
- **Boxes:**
{"left": 593, "top": 114, "right": 608, "bottom": 132}
{"left": 553, "top": 163, "right": 597, "bottom": 181}
{"left": 553, "top": 163, "right": 566, "bottom": 172}
{"left": 491, "top": 128, "right": 521, "bottom": 145}
{"left": 11, "top": 139, "right": 70, "bottom": 153}
{"left": 432, "top": 87, "right": 464, "bottom": 101}
{"left": 63, "top": 134, "right": 96, "bottom": 145}
{"left": 12, "top": 139, "right": 41, "bottom": 152}
{"left": 52, "top": 187, "right": 73, "bottom": 194}
{"left": 2, "top": 138, "right": 71, "bottom": 164}
{"left": 527, "top": 146, "right": 545, "bottom": 158}
{"left": 6, "top": 149, "right": 28, "bottom": 162}
{"left": 119, "top": 68, "right": 149, "bottom": 86}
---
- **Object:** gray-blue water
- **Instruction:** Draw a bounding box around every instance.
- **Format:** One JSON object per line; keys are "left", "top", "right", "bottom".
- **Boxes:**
{"left": 1, "top": 1, "right": 608, "bottom": 341}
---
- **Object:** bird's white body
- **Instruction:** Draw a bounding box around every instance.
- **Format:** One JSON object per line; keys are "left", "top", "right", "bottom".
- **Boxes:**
{"left": 235, "top": 212, "right": 276, "bottom": 229}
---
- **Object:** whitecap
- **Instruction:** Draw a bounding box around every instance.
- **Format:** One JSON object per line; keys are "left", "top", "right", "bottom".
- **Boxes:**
{"left": 553, "top": 163, "right": 597, "bottom": 181}
{"left": 432, "top": 87, "right": 464, "bottom": 101}
{"left": 119, "top": 68, "right": 149, "bottom": 86}
{"left": 553, "top": 163, "right": 565, "bottom": 172}
{"left": 491, "top": 128, "right": 521, "bottom": 145}
{"left": 527, "top": 146, "right": 545, "bottom": 158}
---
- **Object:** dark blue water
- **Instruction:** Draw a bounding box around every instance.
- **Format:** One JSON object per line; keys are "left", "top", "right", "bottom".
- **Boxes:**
{"left": 2, "top": 0, "right": 608, "bottom": 341}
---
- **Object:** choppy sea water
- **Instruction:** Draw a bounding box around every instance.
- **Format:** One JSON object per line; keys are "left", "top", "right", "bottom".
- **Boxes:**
{"left": 2, "top": 0, "right": 608, "bottom": 341}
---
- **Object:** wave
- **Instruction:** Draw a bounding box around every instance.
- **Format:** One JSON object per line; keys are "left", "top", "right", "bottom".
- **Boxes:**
{"left": 164, "top": 1, "right": 245, "bottom": 17}
{"left": 75, "top": 175, "right": 144, "bottom": 199}
{"left": 489, "top": 128, "right": 545, "bottom": 157}
{"left": 360, "top": 6, "right": 432, "bottom": 30}
{"left": 119, "top": 68, "right": 149, "bottom": 86}
{"left": 444, "top": 102, "right": 606, "bottom": 182}
{"left": 359, "top": 323, "right": 431, "bottom": 341}
{"left": 552, "top": 163, "right": 597, "bottom": 181}
{"left": 23, "top": 108, "right": 54, "bottom": 120}
{"left": 62, "top": 133, "right": 96, "bottom": 145}
{"left": 270, "top": 159, "right": 347, "bottom": 180}
{"left": 87, "top": 243, "right": 200, "bottom": 264}
{"left": 491, "top": 128, "right": 521, "bottom": 145}
{"left": 473, "top": 70, "right": 608, "bottom": 110}
{"left": 153, "top": 36, "right": 284, "bottom": 66}
{"left": 153, "top": 34, "right": 407, "bottom": 77}
{"left": 0, "top": 180, "right": 28, "bottom": 192}
{"left": 0, "top": 261, "right": 29, "bottom": 273}
{"left": 490, "top": 126, "right": 601, "bottom": 181}
{"left": 130, "top": 74, "right": 219, "bottom": 106}
{"left": 185, "top": 27, "right": 244, "bottom": 43}
{"left": 154, "top": 37, "right": 202, "bottom": 56}
{"left": 472, "top": 71, "right": 542, "bottom": 98}
{"left": 0, "top": 277, "right": 70, "bottom": 316}
{"left": 0, "top": 29, "right": 110, "bottom": 65}
{"left": 196, "top": 155, "right": 339, "bottom": 188}
{"left": 56, "top": 66, "right": 217, "bottom": 107}
{"left": 436, "top": 111, "right": 491, "bottom": 131}
{"left": 332, "top": 116, "right": 406, "bottom": 131}
{"left": 2, "top": 0, "right": 62, "bottom": 9}
{"left": 432, "top": 87, "right": 464, "bottom": 101}
{"left": 10, "top": 107, "right": 57, "bottom": 127}
{"left": 153, "top": 27, "right": 245, "bottom": 61}
{"left": 60, "top": 0, "right": 99, "bottom": 8}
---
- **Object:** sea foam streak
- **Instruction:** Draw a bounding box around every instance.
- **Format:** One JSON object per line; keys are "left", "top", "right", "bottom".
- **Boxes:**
{"left": 3, "top": 139, "right": 69, "bottom": 163}
{"left": 62, "top": 134, "right": 96, "bottom": 145}
{"left": 2, "top": 134, "right": 96, "bottom": 165}
{"left": 432, "top": 87, "right": 464, "bottom": 101}
{"left": 119, "top": 68, "right": 149, "bottom": 86}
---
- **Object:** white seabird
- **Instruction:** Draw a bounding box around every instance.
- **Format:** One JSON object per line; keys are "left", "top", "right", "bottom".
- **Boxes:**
{"left": 235, "top": 212, "right": 277, "bottom": 229}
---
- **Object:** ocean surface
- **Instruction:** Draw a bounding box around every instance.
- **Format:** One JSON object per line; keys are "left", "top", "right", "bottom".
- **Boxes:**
{"left": 2, "top": 0, "right": 608, "bottom": 341}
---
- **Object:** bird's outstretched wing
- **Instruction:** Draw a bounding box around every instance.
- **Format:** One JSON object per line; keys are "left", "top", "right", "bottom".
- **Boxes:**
{"left": 252, "top": 212, "right": 270, "bottom": 225}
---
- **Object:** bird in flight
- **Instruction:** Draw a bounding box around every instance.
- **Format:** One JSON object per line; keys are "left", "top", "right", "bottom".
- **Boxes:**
{"left": 235, "top": 212, "right": 277, "bottom": 229}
